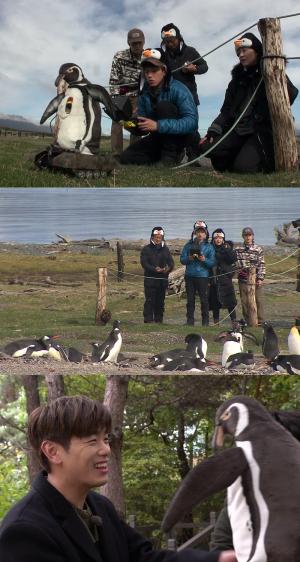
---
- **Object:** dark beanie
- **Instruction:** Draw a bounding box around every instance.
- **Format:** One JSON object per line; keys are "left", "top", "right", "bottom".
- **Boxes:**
{"left": 212, "top": 228, "right": 226, "bottom": 240}
{"left": 161, "top": 23, "right": 182, "bottom": 40}
{"left": 151, "top": 226, "right": 164, "bottom": 237}
{"left": 235, "top": 33, "right": 263, "bottom": 58}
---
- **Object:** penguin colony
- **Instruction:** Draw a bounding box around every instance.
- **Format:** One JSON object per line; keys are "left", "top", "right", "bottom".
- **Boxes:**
{"left": 162, "top": 396, "right": 300, "bottom": 562}
{"left": 2, "top": 320, "right": 299, "bottom": 371}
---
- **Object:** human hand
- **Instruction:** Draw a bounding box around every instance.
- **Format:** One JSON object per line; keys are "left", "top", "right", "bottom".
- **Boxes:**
{"left": 198, "top": 254, "right": 205, "bottom": 261}
{"left": 138, "top": 117, "right": 158, "bottom": 132}
{"left": 182, "top": 62, "right": 197, "bottom": 73}
{"left": 200, "top": 135, "right": 214, "bottom": 145}
{"left": 218, "top": 550, "right": 237, "bottom": 562}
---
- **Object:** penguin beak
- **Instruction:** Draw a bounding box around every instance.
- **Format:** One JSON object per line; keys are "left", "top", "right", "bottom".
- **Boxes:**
{"left": 212, "top": 424, "right": 224, "bottom": 450}
{"left": 55, "top": 74, "right": 64, "bottom": 87}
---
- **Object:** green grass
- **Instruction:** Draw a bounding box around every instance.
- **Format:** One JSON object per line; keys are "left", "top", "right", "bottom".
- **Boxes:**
{"left": 0, "top": 247, "right": 298, "bottom": 356}
{"left": 1, "top": 134, "right": 300, "bottom": 187}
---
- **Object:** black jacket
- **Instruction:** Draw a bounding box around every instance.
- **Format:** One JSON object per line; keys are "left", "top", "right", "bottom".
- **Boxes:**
{"left": 140, "top": 242, "right": 174, "bottom": 281}
{"left": 209, "top": 63, "right": 298, "bottom": 171}
{"left": 162, "top": 42, "right": 208, "bottom": 105}
{"left": 209, "top": 242, "right": 237, "bottom": 310}
{"left": 0, "top": 472, "right": 220, "bottom": 562}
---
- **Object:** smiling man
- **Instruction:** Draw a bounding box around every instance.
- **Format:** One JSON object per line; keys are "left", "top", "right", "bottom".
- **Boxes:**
{"left": 120, "top": 48, "right": 198, "bottom": 166}
{"left": 0, "top": 395, "right": 236, "bottom": 562}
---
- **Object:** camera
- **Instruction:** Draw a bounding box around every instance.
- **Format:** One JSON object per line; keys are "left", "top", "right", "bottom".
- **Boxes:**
{"left": 189, "top": 244, "right": 202, "bottom": 259}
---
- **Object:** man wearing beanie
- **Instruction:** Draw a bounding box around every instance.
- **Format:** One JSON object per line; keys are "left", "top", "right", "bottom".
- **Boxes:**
{"left": 140, "top": 227, "right": 174, "bottom": 323}
{"left": 109, "top": 28, "right": 145, "bottom": 157}
{"left": 180, "top": 221, "right": 216, "bottom": 326}
{"left": 161, "top": 23, "right": 208, "bottom": 162}
{"left": 120, "top": 48, "right": 198, "bottom": 166}
{"left": 201, "top": 32, "right": 298, "bottom": 173}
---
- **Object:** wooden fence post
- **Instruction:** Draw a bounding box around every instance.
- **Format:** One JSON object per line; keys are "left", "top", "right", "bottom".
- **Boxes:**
{"left": 297, "top": 233, "right": 300, "bottom": 292}
{"left": 246, "top": 267, "right": 258, "bottom": 326}
{"left": 95, "top": 267, "right": 107, "bottom": 325}
{"left": 258, "top": 17, "right": 298, "bottom": 171}
{"left": 117, "top": 241, "right": 124, "bottom": 282}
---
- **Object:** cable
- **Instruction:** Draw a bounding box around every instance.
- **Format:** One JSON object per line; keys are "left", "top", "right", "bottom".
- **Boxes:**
{"left": 173, "top": 76, "right": 263, "bottom": 169}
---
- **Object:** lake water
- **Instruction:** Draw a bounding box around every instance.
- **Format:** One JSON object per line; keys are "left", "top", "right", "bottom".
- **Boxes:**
{"left": 0, "top": 187, "right": 298, "bottom": 245}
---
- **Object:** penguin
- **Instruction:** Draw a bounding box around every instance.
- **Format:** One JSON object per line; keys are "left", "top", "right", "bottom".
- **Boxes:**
{"left": 162, "top": 355, "right": 206, "bottom": 372}
{"left": 162, "top": 395, "right": 300, "bottom": 562}
{"left": 40, "top": 63, "right": 117, "bottom": 156}
{"left": 3, "top": 335, "right": 59, "bottom": 358}
{"left": 149, "top": 348, "right": 186, "bottom": 369}
{"left": 185, "top": 333, "right": 207, "bottom": 359}
{"left": 220, "top": 335, "right": 242, "bottom": 367}
{"left": 262, "top": 321, "right": 280, "bottom": 360}
{"left": 224, "top": 351, "right": 255, "bottom": 370}
{"left": 288, "top": 326, "right": 300, "bottom": 355}
{"left": 273, "top": 355, "right": 300, "bottom": 375}
{"left": 216, "top": 324, "right": 258, "bottom": 353}
{"left": 91, "top": 320, "right": 122, "bottom": 363}
{"left": 67, "top": 347, "right": 87, "bottom": 363}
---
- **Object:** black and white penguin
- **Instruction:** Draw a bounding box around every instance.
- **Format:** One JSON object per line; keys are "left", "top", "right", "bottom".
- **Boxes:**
{"left": 224, "top": 351, "right": 255, "bottom": 370}
{"left": 40, "top": 63, "right": 117, "bottom": 155}
{"left": 262, "top": 321, "right": 280, "bottom": 360}
{"left": 4, "top": 335, "right": 58, "bottom": 358}
{"left": 162, "top": 395, "right": 300, "bottom": 562}
{"left": 149, "top": 348, "right": 186, "bottom": 369}
{"left": 162, "top": 355, "right": 206, "bottom": 372}
{"left": 288, "top": 325, "right": 300, "bottom": 355}
{"left": 185, "top": 333, "right": 207, "bottom": 359}
{"left": 91, "top": 320, "right": 122, "bottom": 363}
{"left": 220, "top": 335, "right": 242, "bottom": 367}
{"left": 271, "top": 354, "right": 300, "bottom": 375}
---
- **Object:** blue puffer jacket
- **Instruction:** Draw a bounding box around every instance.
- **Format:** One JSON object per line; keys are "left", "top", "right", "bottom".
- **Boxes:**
{"left": 180, "top": 240, "right": 216, "bottom": 277}
{"left": 138, "top": 77, "right": 198, "bottom": 135}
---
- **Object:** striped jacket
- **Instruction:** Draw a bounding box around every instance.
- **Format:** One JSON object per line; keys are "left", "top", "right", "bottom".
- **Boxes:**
{"left": 235, "top": 243, "right": 265, "bottom": 282}
{"left": 109, "top": 48, "right": 141, "bottom": 97}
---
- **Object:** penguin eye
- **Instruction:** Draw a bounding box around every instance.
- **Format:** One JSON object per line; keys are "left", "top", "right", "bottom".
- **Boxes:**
{"left": 221, "top": 410, "right": 231, "bottom": 421}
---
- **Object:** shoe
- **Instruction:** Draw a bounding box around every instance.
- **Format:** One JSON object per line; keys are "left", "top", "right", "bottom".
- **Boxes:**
{"left": 144, "top": 320, "right": 153, "bottom": 323}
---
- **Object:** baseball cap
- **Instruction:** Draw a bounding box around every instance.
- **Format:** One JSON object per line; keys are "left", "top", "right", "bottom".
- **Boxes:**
{"left": 127, "top": 28, "right": 145, "bottom": 44}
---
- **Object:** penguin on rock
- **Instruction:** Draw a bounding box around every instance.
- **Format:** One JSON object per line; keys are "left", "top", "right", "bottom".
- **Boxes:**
{"left": 39, "top": 63, "right": 117, "bottom": 157}
{"left": 3, "top": 335, "right": 59, "bottom": 358}
{"left": 162, "top": 395, "right": 300, "bottom": 562}
{"left": 91, "top": 320, "right": 122, "bottom": 363}
{"left": 261, "top": 321, "right": 280, "bottom": 360}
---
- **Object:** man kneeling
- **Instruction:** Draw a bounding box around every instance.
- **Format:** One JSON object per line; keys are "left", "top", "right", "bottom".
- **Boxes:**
{"left": 120, "top": 48, "right": 199, "bottom": 166}
{"left": 0, "top": 395, "right": 236, "bottom": 562}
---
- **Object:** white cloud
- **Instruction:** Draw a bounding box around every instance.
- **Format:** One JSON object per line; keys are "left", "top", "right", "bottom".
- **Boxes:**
{"left": 1, "top": 0, "right": 299, "bottom": 133}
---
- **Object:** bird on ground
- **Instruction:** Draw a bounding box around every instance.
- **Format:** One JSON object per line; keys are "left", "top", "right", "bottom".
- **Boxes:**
{"left": 288, "top": 325, "right": 300, "bottom": 355}
{"left": 270, "top": 354, "right": 300, "bottom": 375}
{"left": 262, "top": 321, "right": 280, "bottom": 360}
{"left": 91, "top": 320, "right": 122, "bottom": 363}
{"left": 3, "top": 335, "right": 59, "bottom": 358}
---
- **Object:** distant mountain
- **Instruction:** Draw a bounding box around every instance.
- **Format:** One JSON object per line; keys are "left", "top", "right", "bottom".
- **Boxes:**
{"left": 0, "top": 114, "right": 51, "bottom": 134}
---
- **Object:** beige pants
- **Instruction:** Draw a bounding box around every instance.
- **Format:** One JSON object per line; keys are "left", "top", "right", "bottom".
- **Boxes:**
{"left": 111, "top": 96, "right": 138, "bottom": 156}
{"left": 239, "top": 281, "right": 264, "bottom": 324}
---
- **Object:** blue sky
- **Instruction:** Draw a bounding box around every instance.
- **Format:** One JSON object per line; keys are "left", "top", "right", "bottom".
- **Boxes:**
{"left": 1, "top": 0, "right": 299, "bottom": 135}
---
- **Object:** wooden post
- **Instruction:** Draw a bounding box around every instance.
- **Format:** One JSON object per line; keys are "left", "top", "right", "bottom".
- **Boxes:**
{"left": 95, "top": 267, "right": 107, "bottom": 325}
{"left": 296, "top": 233, "right": 300, "bottom": 292}
{"left": 116, "top": 241, "right": 124, "bottom": 282}
{"left": 246, "top": 267, "right": 258, "bottom": 326}
{"left": 258, "top": 18, "right": 298, "bottom": 171}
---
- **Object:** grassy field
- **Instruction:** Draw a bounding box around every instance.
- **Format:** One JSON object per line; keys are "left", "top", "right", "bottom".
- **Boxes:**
{"left": 1, "top": 134, "right": 300, "bottom": 187}
{"left": 0, "top": 244, "right": 298, "bottom": 360}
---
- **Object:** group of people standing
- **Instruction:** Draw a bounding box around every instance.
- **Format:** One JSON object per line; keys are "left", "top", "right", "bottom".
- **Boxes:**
{"left": 109, "top": 25, "right": 298, "bottom": 172}
{"left": 140, "top": 222, "right": 265, "bottom": 326}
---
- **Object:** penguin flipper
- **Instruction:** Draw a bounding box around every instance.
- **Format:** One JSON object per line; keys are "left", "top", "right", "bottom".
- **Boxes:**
{"left": 86, "top": 84, "right": 117, "bottom": 121}
{"left": 162, "top": 447, "right": 248, "bottom": 533}
{"left": 40, "top": 93, "right": 65, "bottom": 124}
{"left": 243, "top": 331, "right": 259, "bottom": 345}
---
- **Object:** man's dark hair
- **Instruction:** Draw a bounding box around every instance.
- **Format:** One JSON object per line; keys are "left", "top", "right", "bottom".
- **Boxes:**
{"left": 28, "top": 395, "right": 112, "bottom": 472}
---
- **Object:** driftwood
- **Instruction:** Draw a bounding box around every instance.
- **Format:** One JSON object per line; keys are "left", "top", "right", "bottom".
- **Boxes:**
{"left": 167, "top": 266, "right": 185, "bottom": 294}
{"left": 275, "top": 221, "right": 300, "bottom": 245}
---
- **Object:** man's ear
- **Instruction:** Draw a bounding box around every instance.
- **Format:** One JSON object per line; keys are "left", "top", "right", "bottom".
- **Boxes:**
{"left": 40, "top": 440, "right": 64, "bottom": 466}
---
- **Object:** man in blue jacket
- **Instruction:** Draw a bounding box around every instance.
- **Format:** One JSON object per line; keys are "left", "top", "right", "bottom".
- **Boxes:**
{"left": 120, "top": 48, "right": 198, "bottom": 166}
{"left": 180, "top": 220, "right": 216, "bottom": 326}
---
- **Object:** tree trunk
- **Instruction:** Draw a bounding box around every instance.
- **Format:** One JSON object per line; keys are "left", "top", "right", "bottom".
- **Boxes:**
{"left": 246, "top": 268, "right": 258, "bottom": 327}
{"left": 101, "top": 375, "right": 129, "bottom": 517}
{"left": 45, "top": 374, "right": 65, "bottom": 402}
{"left": 0, "top": 375, "right": 17, "bottom": 404}
{"left": 176, "top": 411, "right": 193, "bottom": 543}
{"left": 22, "top": 375, "right": 41, "bottom": 483}
{"left": 258, "top": 18, "right": 298, "bottom": 171}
